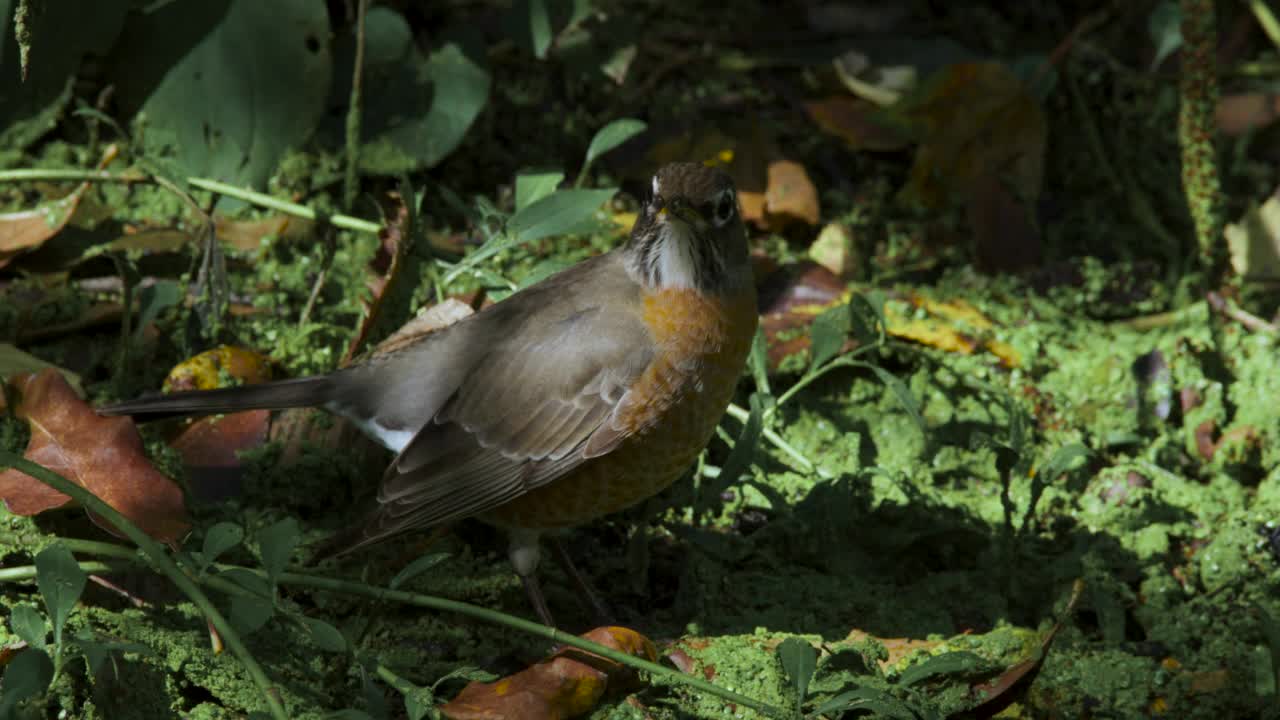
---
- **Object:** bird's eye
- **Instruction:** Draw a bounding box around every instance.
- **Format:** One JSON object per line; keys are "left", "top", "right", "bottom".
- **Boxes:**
{"left": 713, "top": 190, "right": 736, "bottom": 227}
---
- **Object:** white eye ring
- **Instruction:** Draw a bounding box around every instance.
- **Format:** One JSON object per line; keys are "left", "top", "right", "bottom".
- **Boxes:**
{"left": 712, "top": 188, "right": 736, "bottom": 227}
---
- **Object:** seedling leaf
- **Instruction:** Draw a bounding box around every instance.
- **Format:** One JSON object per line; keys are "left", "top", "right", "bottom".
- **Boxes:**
{"left": 777, "top": 637, "right": 817, "bottom": 707}
{"left": 35, "top": 543, "right": 86, "bottom": 650}
{"left": 389, "top": 552, "right": 451, "bottom": 590}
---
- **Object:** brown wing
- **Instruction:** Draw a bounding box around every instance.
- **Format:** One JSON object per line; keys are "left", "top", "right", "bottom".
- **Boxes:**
{"left": 345, "top": 259, "right": 654, "bottom": 549}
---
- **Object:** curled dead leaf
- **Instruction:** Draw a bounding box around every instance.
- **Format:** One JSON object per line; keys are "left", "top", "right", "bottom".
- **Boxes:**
{"left": 163, "top": 346, "right": 273, "bottom": 393}
{"left": 441, "top": 626, "right": 657, "bottom": 720}
{"left": 0, "top": 369, "right": 190, "bottom": 543}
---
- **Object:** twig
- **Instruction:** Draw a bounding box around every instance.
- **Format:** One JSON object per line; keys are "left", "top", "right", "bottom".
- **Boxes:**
{"left": 1206, "top": 291, "right": 1279, "bottom": 334}
{"left": 0, "top": 453, "right": 290, "bottom": 720}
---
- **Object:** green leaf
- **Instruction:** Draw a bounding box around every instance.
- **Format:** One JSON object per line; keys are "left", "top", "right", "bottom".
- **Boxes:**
{"left": 515, "top": 169, "right": 565, "bottom": 212}
{"left": 528, "top": 0, "right": 553, "bottom": 59}
{"left": 229, "top": 596, "right": 274, "bottom": 635}
{"left": 416, "top": 44, "right": 491, "bottom": 169}
{"left": 583, "top": 118, "right": 646, "bottom": 170}
{"left": 216, "top": 567, "right": 273, "bottom": 598}
{"left": 389, "top": 552, "right": 451, "bottom": 591}
{"left": 404, "top": 687, "right": 436, "bottom": 720}
{"left": 848, "top": 291, "right": 886, "bottom": 347}
{"left": 863, "top": 363, "right": 927, "bottom": 438}
{"left": 1035, "top": 443, "right": 1090, "bottom": 482}
{"left": 0, "top": 0, "right": 130, "bottom": 151}
{"left": 748, "top": 327, "right": 771, "bottom": 395}
{"left": 0, "top": 343, "right": 83, "bottom": 396}
{"left": 808, "top": 304, "right": 850, "bottom": 371}
{"left": 812, "top": 685, "right": 915, "bottom": 719}
{"left": 110, "top": 0, "right": 333, "bottom": 188}
{"left": 716, "top": 392, "right": 766, "bottom": 489}
{"left": 508, "top": 188, "right": 618, "bottom": 244}
{"left": 201, "top": 522, "right": 245, "bottom": 569}
{"left": 35, "top": 543, "right": 86, "bottom": 650}
{"left": 301, "top": 617, "right": 348, "bottom": 653}
{"left": 134, "top": 280, "right": 183, "bottom": 341}
{"left": 0, "top": 647, "right": 54, "bottom": 716}
{"left": 776, "top": 637, "right": 818, "bottom": 706}
{"left": 1258, "top": 603, "right": 1280, "bottom": 696}
{"left": 9, "top": 604, "right": 46, "bottom": 649}
{"left": 258, "top": 518, "right": 300, "bottom": 585}
{"left": 1148, "top": 2, "right": 1182, "bottom": 70}
{"left": 897, "top": 651, "right": 986, "bottom": 686}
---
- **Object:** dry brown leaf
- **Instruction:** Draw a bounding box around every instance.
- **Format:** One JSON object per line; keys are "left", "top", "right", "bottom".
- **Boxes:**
{"left": 757, "top": 261, "right": 848, "bottom": 370}
{"left": 0, "top": 369, "right": 190, "bottom": 543}
{"left": 215, "top": 214, "right": 314, "bottom": 251}
{"left": 163, "top": 346, "right": 273, "bottom": 393}
{"left": 1216, "top": 93, "right": 1280, "bottom": 136}
{"left": 170, "top": 410, "right": 270, "bottom": 503}
{"left": 762, "top": 160, "right": 820, "bottom": 229}
{"left": 441, "top": 626, "right": 657, "bottom": 720}
{"left": 344, "top": 193, "right": 415, "bottom": 364}
{"left": 0, "top": 184, "right": 90, "bottom": 269}
{"left": 895, "top": 62, "right": 1046, "bottom": 272}
{"left": 1224, "top": 194, "right": 1280, "bottom": 282}
{"left": 804, "top": 96, "right": 913, "bottom": 151}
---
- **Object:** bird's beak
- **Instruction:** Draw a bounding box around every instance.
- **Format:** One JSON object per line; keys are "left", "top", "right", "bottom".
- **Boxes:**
{"left": 658, "top": 198, "right": 706, "bottom": 231}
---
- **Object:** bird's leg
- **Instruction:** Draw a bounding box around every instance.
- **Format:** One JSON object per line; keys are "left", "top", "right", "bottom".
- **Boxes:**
{"left": 548, "top": 535, "right": 615, "bottom": 625}
{"left": 508, "top": 528, "right": 556, "bottom": 627}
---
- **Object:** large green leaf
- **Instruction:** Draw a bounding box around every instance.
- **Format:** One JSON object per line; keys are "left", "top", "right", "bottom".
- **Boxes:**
{"left": 109, "top": 0, "right": 332, "bottom": 187}
{"left": 0, "top": 0, "right": 129, "bottom": 150}
{"left": 341, "top": 9, "right": 491, "bottom": 175}
{"left": 507, "top": 188, "right": 618, "bottom": 244}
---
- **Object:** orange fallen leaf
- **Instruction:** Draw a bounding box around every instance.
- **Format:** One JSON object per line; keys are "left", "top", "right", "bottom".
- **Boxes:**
{"left": 163, "top": 345, "right": 273, "bottom": 393}
{"left": 0, "top": 369, "right": 190, "bottom": 543}
{"left": 842, "top": 629, "right": 942, "bottom": 670}
{"left": 762, "top": 160, "right": 820, "bottom": 229}
{"left": 441, "top": 626, "right": 657, "bottom": 720}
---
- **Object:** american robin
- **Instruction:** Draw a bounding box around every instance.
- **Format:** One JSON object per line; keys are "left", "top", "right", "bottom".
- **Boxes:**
{"left": 100, "top": 162, "right": 758, "bottom": 625}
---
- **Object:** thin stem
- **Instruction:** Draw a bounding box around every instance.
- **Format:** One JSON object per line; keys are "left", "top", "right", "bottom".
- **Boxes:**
{"left": 343, "top": 0, "right": 369, "bottom": 212}
{"left": 0, "top": 453, "right": 289, "bottom": 720}
{"left": 1248, "top": 0, "right": 1280, "bottom": 53}
{"left": 724, "top": 402, "right": 829, "bottom": 478}
{"left": 0, "top": 169, "right": 383, "bottom": 235}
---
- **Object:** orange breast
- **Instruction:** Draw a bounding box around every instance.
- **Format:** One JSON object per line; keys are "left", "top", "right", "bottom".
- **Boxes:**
{"left": 483, "top": 285, "right": 758, "bottom": 529}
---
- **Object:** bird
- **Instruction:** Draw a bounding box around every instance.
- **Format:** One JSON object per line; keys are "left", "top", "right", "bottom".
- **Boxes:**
{"left": 100, "top": 162, "right": 758, "bottom": 626}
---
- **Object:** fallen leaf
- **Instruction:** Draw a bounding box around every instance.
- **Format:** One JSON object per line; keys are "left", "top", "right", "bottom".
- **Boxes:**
{"left": 969, "top": 578, "right": 1083, "bottom": 712}
{"left": 1216, "top": 93, "right": 1280, "bottom": 136}
{"left": 809, "top": 222, "right": 860, "bottom": 278}
{"left": 757, "top": 261, "right": 847, "bottom": 370}
{"left": 1224, "top": 194, "right": 1280, "bottom": 282}
{"left": 842, "top": 629, "right": 942, "bottom": 670}
{"left": 163, "top": 346, "right": 273, "bottom": 393}
{"left": 0, "top": 370, "right": 190, "bottom": 543}
{"left": 372, "top": 298, "right": 476, "bottom": 358}
{"left": 344, "top": 192, "right": 419, "bottom": 364}
{"left": 215, "top": 214, "right": 314, "bottom": 251}
{"left": 884, "top": 295, "right": 1021, "bottom": 368}
{"left": 170, "top": 410, "right": 271, "bottom": 503}
{"left": 804, "top": 96, "right": 913, "bottom": 151}
{"left": 441, "top": 626, "right": 657, "bottom": 720}
{"left": 0, "top": 184, "right": 90, "bottom": 269}
{"left": 762, "top": 160, "right": 820, "bottom": 229}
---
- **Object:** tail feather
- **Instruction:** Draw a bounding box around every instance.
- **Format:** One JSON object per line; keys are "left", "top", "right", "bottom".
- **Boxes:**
{"left": 98, "top": 376, "right": 334, "bottom": 421}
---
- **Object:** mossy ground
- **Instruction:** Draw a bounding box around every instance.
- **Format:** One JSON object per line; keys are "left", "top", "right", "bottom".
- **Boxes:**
{"left": 3, "top": 2, "right": 1280, "bottom": 718}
